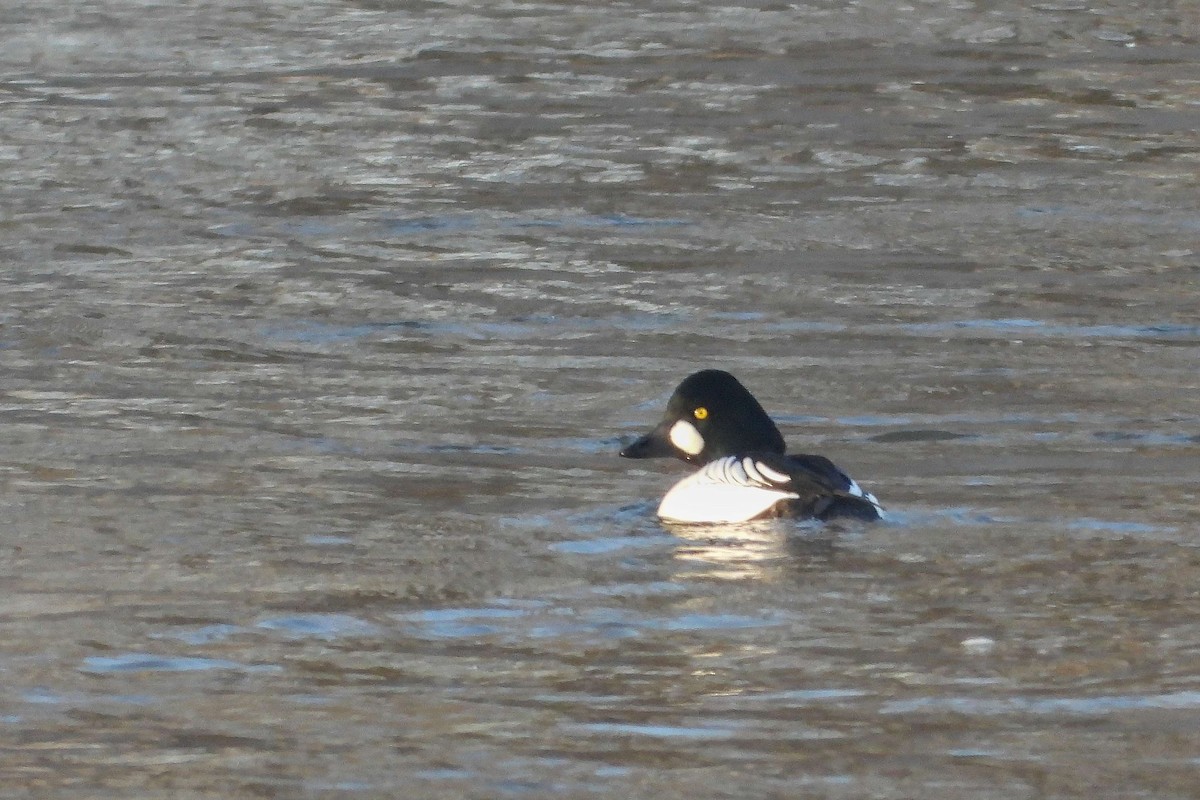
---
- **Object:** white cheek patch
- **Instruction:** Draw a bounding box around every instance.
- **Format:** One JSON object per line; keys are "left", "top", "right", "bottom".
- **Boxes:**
{"left": 668, "top": 419, "right": 705, "bottom": 456}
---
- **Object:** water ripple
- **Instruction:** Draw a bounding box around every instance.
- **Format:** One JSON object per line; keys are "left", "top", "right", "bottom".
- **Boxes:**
{"left": 255, "top": 614, "right": 381, "bottom": 640}
{"left": 80, "top": 654, "right": 279, "bottom": 674}
{"left": 883, "top": 691, "right": 1200, "bottom": 717}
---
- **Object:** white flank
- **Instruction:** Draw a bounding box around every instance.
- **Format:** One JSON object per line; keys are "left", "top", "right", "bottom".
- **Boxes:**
{"left": 657, "top": 459, "right": 799, "bottom": 523}
{"left": 668, "top": 419, "right": 705, "bottom": 456}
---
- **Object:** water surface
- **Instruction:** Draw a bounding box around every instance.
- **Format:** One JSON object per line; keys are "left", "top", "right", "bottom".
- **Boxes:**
{"left": 2, "top": 1, "right": 1200, "bottom": 797}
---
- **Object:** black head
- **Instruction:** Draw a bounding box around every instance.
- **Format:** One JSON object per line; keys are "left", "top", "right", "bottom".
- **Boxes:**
{"left": 619, "top": 369, "right": 786, "bottom": 465}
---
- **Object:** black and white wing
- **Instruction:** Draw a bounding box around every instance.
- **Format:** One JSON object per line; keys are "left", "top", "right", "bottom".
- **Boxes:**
{"left": 776, "top": 452, "right": 884, "bottom": 521}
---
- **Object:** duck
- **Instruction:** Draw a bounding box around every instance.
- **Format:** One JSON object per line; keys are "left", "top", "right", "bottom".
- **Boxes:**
{"left": 620, "top": 369, "right": 883, "bottom": 523}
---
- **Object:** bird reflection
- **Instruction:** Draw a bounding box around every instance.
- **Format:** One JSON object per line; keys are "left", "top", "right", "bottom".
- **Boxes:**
{"left": 663, "top": 519, "right": 836, "bottom": 581}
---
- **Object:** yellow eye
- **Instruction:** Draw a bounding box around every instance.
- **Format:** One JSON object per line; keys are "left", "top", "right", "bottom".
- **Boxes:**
{"left": 693, "top": 407, "right": 708, "bottom": 420}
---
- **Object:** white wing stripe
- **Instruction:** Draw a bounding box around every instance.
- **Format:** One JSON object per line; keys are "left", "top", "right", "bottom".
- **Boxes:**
{"left": 740, "top": 457, "right": 763, "bottom": 485}
{"left": 750, "top": 459, "right": 790, "bottom": 484}
{"left": 695, "top": 456, "right": 793, "bottom": 489}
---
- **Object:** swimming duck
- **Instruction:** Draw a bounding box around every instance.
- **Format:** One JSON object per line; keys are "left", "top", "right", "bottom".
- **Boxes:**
{"left": 620, "top": 369, "right": 883, "bottom": 523}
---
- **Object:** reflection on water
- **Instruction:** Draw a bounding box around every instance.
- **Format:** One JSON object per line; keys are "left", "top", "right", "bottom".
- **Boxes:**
{"left": 3, "top": 0, "right": 1200, "bottom": 796}
{"left": 667, "top": 519, "right": 832, "bottom": 581}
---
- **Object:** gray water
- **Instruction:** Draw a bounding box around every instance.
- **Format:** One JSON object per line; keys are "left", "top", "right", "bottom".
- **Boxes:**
{"left": 3, "top": 1, "right": 1200, "bottom": 797}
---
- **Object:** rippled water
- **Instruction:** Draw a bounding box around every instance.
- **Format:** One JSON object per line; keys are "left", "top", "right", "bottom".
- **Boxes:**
{"left": 3, "top": 1, "right": 1200, "bottom": 797}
